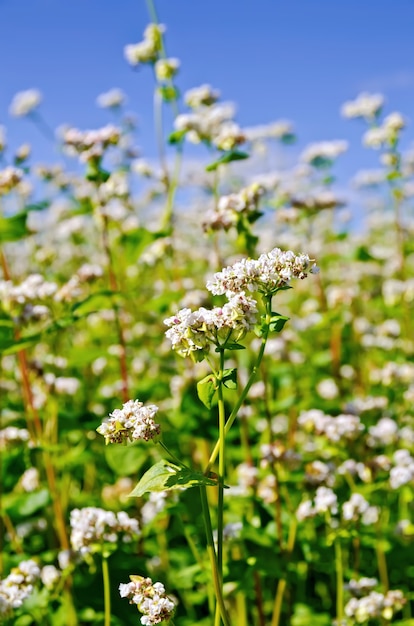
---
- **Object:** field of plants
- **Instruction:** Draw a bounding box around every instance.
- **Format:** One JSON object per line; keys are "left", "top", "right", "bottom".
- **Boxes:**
{"left": 1, "top": 5, "right": 414, "bottom": 626}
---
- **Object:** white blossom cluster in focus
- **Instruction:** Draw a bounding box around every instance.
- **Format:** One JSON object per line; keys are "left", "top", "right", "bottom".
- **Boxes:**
{"left": 97, "top": 399, "right": 161, "bottom": 445}
{"left": 164, "top": 291, "right": 258, "bottom": 357}
{"left": 206, "top": 247, "right": 317, "bottom": 297}
{"left": 119, "top": 575, "right": 175, "bottom": 625}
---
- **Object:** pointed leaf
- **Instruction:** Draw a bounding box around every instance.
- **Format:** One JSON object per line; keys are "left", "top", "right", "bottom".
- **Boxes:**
{"left": 197, "top": 374, "right": 217, "bottom": 409}
{"left": 128, "top": 460, "right": 217, "bottom": 497}
{"left": 222, "top": 368, "right": 238, "bottom": 389}
{"left": 205, "top": 150, "right": 249, "bottom": 172}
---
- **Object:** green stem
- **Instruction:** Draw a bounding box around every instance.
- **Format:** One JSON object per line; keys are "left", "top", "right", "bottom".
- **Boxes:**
{"left": 217, "top": 349, "right": 226, "bottom": 588}
{"left": 199, "top": 486, "right": 231, "bottom": 626}
{"left": 205, "top": 296, "right": 272, "bottom": 474}
{"left": 335, "top": 537, "right": 344, "bottom": 623}
{"left": 270, "top": 518, "right": 297, "bottom": 626}
{"left": 102, "top": 554, "right": 111, "bottom": 626}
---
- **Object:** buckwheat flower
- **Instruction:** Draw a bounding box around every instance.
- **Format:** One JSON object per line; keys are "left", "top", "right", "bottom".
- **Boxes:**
{"left": 0, "top": 427, "right": 30, "bottom": 450}
{"left": 155, "top": 57, "right": 180, "bottom": 81}
{"left": 342, "top": 493, "right": 378, "bottom": 524}
{"left": 345, "top": 589, "right": 405, "bottom": 623}
{"left": 346, "top": 577, "right": 378, "bottom": 597}
{"left": 367, "top": 417, "right": 398, "bottom": 447}
{"left": 0, "top": 559, "right": 41, "bottom": 617}
{"left": 185, "top": 84, "right": 220, "bottom": 108}
{"left": 9, "top": 89, "right": 42, "bottom": 117}
{"left": 296, "top": 499, "right": 314, "bottom": 521}
{"left": 206, "top": 247, "right": 317, "bottom": 297}
{"left": 97, "top": 399, "right": 161, "bottom": 445}
{"left": 70, "top": 506, "right": 139, "bottom": 554}
{"left": 124, "top": 24, "right": 165, "bottom": 67}
{"left": 244, "top": 120, "right": 294, "bottom": 142}
{"left": 213, "top": 121, "right": 245, "bottom": 151}
{"left": 0, "top": 166, "right": 24, "bottom": 195}
{"left": 300, "top": 140, "right": 348, "bottom": 166}
{"left": 341, "top": 92, "right": 384, "bottom": 120}
{"left": 119, "top": 575, "right": 175, "bottom": 624}
{"left": 20, "top": 467, "right": 40, "bottom": 492}
{"left": 313, "top": 486, "right": 338, "bottom": 515}
{"left": 40, "top": 565, "right": 60, "bottom": 589}
{"left": 384, "top": 111, "right": 406, "bottom": 131}
{"left": 363, "top": 126, "right": 391, "bottom": 149}
{"left": 96, "top": 88, "right": 126, "bottom": 109}
{"left": 164, "top": 292, "right": 258, "bottom": 357}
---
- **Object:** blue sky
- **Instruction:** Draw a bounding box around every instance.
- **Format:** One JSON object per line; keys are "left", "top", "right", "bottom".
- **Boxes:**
{"left": 1, "top": 0, "right": 414, "bottom": 182}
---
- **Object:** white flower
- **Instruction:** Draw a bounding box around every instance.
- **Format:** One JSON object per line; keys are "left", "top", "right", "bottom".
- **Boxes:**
{"left": 70, "top": 506, "right": 139, "bottom": 554}
{"left": 300, "top": 140, "right": 348, "bottom": 165}
{"left": 164, "top": 292, "right": 258, "bottom": 357}
{"left": 9, "top": 89, "right": 42, "bottom": 117}
{"left": 185, "top": 84, "right": 220, "bottom": 108}
{"left": 154, "top": 57, "right": 180, "bottom": 81}
{"left": 206, "top": 247, "right": 317, "bottom": 297}
{"left": 341, "top": 92, "right": 384, "bottom": 120}
{"left": 20, "top": 468, "right": 39, "bottom": 492}
{"left": 97, "top": 399, "right": 161, "bottom": 444}
{"left": 96, "top": 88, "right": 126, "bottom": 109}
{"left": 119, "top": 575, "right": 175, "bottom": 624}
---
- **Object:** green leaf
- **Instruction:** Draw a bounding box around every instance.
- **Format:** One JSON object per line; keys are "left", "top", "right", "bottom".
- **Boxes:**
{"left": 128, "top": 460, "right": 217, "bottom": 497}
{"left": 168, "top": 129, "right": 187, "bottom": 145}
{"left": 221, "top": 343, "right": 246, "bottom": 351}
{"left": 70, "top": 290, "right": 121, "bottom": 316}
{"left": 197, "top": 374, "right": 217, "bottom": 409}
{"left": 0, "top": 212, "right": 29, "bottom": 243}
{"left": 205, "top": 150, "right": 249, "bottom": 172}
{"left": 222, "top": 368, "right": 238, "bottom": 389}
{"left": 4, "top": 488, "right": 50, "bottom": 517}
{"left": 269, "top": 313, "right": 290, "bottom": 333}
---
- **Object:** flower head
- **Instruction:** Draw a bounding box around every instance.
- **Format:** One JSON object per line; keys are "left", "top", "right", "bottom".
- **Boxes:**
{"left": 70, "top": 506, "right": 139, "bottom": 554}
{"left": 97, "top": 399, "right": 161, "bottom": 445}
{"left": 206, "top": 247, "right": 317, "bottom": 297}
{"left": 9, "top": 89, "right": 42, "bottom": 117}
{"left": 120, "top": 575, "right": 175, "bottom": 625}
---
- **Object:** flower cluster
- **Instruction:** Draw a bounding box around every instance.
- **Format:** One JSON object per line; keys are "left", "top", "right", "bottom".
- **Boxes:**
{"left": 185, "top": 84, "right": 220, "bottom": 108}
{"left": 0, "top": 559, "right": 40, "bottom": 619}
{"left": 119, "top": 575, "right": 175, "bottom": 625}
{"left": 97, "top": 399, "right": 161, "bottom": 444}
{"left": 164, "top": 291, "right": 258, "bottom": 357}
{"left": 0, "top": 166, "right": 24, "bottom": 195}
{"left": 244, "top": 120, "right": 294, "bottom": 143}
{"left": 9, "top": 89, "right": 42, "bottom": 117}
{"left": 0, "top": 427, "right": 31, "bottom": 450}
{"left": 206, "top": 247, "right": 317, "bottom": 297}
{"left": 290, "top": 189, "right": 345, "bottom": 211}
{"left": 298, "top": 409, "right": 364, "bottom": 443}
{"left": 155, "top": 57, "right": 180, "bottom": 82}
{"left": 341, "top": 92, "right": 384, "bottom": 120}
{"left": 345, "top": 588, "right": 405, "bottom": 623}
{"left": 0, "top": 274, "right": 58, "bottom": 317}
{"left": 60, "top": 124, "right": 121, "bottom": 163}
{"left": 124, "top": 24, "right": 165, "bottom": 67}
{"left": 69, "top": 506, "right": 139, "bottom": 554}
{"left": 174, "top": 102, "right": 245, "bottom": 150}
{"left": 300, "top": 140, "right": 348, "bottom": 166}
{"left": 363, "top": 112, "right": 405, "bottom": 149}
{"left": 203, "top": 183, "right": 264, "bottom": 232}
{"left": 296, "top": 486, "right": 338, "bottom": 520}
{"left": 96, "top": 88, "right": 126, "bottom": 109}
